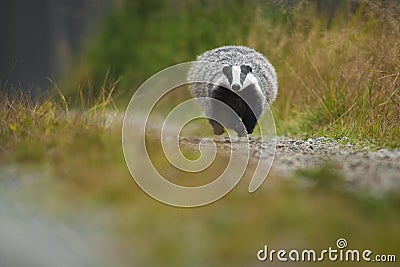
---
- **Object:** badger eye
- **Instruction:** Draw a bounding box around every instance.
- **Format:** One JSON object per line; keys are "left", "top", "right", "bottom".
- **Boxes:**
{"left": 222, "top": 66, "right": 231, "bottom": 76}
{"left": 241, "top": 65, "right": 252, "bottom": 74}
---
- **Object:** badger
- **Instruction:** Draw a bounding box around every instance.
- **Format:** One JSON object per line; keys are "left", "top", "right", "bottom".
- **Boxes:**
{"left": 187, "top": 45, "right": 278, "bottom": 136}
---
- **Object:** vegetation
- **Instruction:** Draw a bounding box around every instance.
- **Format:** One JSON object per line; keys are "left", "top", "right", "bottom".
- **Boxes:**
{"left": 1, "top": 87, "right": 399, "bottom": 265}
{"left": 269, "top": 1, "right": 400, "bottom": 147}
{"left": 0, "top": 81, "right": 117, "bottom": 149}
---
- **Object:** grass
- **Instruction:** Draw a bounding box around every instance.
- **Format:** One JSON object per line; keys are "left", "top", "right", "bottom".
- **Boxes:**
{"left": 253, "top": 1, "right": 400, "bottom": 147}
{"left": 1, "top": 86, "right": 399, "bottom": 266}
{"left": 0, "top": 77, "right": 118, "bottom": 147}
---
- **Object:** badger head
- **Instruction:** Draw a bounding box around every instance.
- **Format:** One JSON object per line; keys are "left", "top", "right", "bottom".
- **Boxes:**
{"left": 217, "top": 64, "right": 259, "bottom": 92}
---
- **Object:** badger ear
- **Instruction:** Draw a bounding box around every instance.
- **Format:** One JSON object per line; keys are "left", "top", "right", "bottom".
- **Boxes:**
{"left": 241, "top": 65, "right": 252, "bottom": 74}
{"left": 222, "top": 66, "right": 231, "bottom": 76}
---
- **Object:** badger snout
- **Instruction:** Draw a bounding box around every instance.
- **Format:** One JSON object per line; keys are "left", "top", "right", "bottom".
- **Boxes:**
{"left": 231, "top": 83, "right": 241, "bottom": 91}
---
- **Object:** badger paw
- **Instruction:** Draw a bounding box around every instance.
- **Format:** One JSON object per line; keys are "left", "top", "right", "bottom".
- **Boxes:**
{"left": 210, "top": 120, "right": 225, "bottom": 135}
{"left": 233, "top": 124, "right": 247, "bottom": 137}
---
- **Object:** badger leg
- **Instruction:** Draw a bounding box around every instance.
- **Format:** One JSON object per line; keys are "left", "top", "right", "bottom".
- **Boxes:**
{"left": 238, "top": 89, "right": 263, "bottom": 135}
{"left": 210, "top": 86, "right": 247, "bottom": 136}
{"left": 233, "top": 124, "right": 247, "bottom": 137}
{"left": 209, "top": 119, "right": 224, "bottom": 135}
{"left": 209, "top": 110, "right": 246, "bottom": 136}
{"left": 242, "top": 110, "right": 258, "bottom": 134}
{"left": 210, "top": 110, "right": 246, "bottom": 136}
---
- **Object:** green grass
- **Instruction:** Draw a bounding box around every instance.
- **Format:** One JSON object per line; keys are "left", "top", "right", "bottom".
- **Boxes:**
{"left": 0, "top": 89, "right": 399, "bottom": 256}
{"left": 0, "top": 79, "right": 117, "bottom": 147}
{"left": 1, "top": 87, "right": 399, "bottom": 266}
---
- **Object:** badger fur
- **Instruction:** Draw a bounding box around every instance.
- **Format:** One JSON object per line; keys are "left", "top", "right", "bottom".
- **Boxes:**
{"left": 187, "top": 45, "right": 278, "bottom": 136}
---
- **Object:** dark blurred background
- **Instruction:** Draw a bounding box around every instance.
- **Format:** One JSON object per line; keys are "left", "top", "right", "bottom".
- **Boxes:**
{"left": 0, "top": 0, "right": 354, "bottom": 95}
{"left": 0, "top": 0, "right": 116, "bottom": 91}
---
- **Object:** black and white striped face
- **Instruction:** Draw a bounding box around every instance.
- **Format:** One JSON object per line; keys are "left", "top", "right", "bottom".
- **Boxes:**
{"left": 221, "top": 64, "right": 256, "bottom": 92}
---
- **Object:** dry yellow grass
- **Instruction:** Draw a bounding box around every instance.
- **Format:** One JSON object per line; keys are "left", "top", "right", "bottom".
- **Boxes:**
{"left": 247, "top": 1, "right": 400, "bottom": 147}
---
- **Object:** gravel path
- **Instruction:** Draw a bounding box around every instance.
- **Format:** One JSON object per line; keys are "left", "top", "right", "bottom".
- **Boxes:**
{"left": 268, "top": 137, "right": 400, "bottom": 192}
{"left": 118, "top": 112, "right": 400, "bottom": 193}
{"left": 179, "top": 136, "right": 400, "bottom": 193}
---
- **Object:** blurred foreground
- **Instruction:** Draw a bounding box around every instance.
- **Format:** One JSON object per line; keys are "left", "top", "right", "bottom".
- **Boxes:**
{"left": 1, "top": 114, "right": 399, "bottom": 266}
